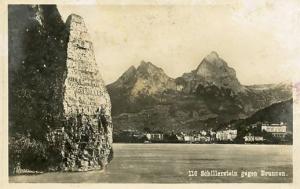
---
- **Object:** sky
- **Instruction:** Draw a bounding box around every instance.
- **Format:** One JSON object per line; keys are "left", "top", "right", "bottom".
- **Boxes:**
{"left": 57, "top": 0, "right": 300, "bottom": 85}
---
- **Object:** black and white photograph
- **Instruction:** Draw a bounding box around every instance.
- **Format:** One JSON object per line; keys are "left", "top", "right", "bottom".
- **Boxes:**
{"left": 1, "top": 0, "right": 300, "bottom": 186}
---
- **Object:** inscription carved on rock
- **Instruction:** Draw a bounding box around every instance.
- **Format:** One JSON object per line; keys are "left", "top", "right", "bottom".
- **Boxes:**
{"left": 57, "top": 14, "right": 113, "bottom": 171}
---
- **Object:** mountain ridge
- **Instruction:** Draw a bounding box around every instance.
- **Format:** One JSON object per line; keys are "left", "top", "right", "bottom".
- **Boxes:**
{"left": 107, "top": 51, "right": 292, "bottom": 132}
{"left": 108, "top": 51, "right": 291, "bottom": 98}
{"left": 108, "top": 60, "right": 176, "bottom": 98}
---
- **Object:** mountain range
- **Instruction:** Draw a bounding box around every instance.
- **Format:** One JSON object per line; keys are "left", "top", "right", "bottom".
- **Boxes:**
{"left": 107, "top": 52, "right": 292, "bottom": 133}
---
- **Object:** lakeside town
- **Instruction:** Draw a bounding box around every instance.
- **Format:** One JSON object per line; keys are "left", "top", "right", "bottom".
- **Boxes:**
{"left": 114, "top": 122, "right": 292, "bottom": 144}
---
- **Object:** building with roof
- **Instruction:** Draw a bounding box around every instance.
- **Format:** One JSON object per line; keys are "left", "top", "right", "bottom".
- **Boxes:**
{"left": 261, "top": 122, "right": 287, "bottom": 138}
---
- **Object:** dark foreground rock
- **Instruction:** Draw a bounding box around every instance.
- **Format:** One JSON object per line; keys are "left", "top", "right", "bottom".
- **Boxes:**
{"left": 9, "top": 5, "right": 113, "bottom": 174}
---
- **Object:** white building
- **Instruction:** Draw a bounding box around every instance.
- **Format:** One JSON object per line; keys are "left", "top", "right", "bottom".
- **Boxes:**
{"left": 244, "top": 135, "right": 264, "bottom": 142}
{"left": 184, "top": 135, "right": 194, "bottom": 143}
{"left": 261, "top": 122, "right": 287, "bottom": 138}
{"left": 216, "top": 129, "right": 237, "bottom": 141}
{"left": 146, "top": 133, "right": 164, "bottom": 141}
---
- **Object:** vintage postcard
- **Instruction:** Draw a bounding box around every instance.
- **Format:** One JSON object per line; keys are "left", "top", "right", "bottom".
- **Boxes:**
{"left": 1, "top": 0, "right": 300, "bottom": 187}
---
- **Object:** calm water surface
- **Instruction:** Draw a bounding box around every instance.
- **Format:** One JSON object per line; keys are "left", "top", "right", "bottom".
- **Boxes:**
{"left": 10, "top": 144, "right": 292, "bottom": 183}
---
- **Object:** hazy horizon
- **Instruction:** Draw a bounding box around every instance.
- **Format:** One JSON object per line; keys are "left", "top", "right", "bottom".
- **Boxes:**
{"left": 57, "top": 1, "right": 300, "bottom": 85}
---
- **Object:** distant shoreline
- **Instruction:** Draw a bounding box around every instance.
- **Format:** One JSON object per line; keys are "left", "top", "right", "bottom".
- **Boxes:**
{"left": 112, "top": 142, "right": 292, "bottom": 145}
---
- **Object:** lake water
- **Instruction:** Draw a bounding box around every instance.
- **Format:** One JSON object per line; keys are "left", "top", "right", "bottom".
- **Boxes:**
{"left": 10, "top": 143, "right": 292, "bottom": 183}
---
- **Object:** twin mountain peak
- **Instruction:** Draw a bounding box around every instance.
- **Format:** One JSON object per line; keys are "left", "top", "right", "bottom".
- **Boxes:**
{"left": 109, "top": 51, "right": 256, "bottom": 96}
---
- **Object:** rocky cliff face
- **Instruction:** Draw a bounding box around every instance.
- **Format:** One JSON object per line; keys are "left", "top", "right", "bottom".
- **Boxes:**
{"left": 107, "top": 61, "right": 176, "bottom": 115}
{"left": 108, "top": 61, "right": 175, "bottom": 97}
{"left": 9, "top": 5, "right": 112, "bottom": 173}
{"left": 180, "top": 51, "right": 245, "bottom": 93}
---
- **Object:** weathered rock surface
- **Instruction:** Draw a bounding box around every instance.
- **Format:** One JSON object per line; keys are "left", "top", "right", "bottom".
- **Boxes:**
{"left": 9, "top": 5, "right": 68, "bottom": 140}
{"left": 107, "top": 61, "right": 176, "bottom": 115}
{"left": 9, "top": 5, "right": 113, "bottom": 173}
{"left": 60, "top": 14, "right": 113, "bottom": 171}
{"left": 108, "top": 61, "right": 176, "bottom": 97}
{"left": 181, "top": 51, "right": 245, "bottom": 93}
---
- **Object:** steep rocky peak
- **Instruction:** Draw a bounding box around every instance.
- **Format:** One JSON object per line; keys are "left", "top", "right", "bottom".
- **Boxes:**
{"left": 125, "top": 65, "right": 137, "bottom": 74}
{"left": 137, "top": 61, "right": 163, "bottom": 73}
{"left": 196, "top": 51, "right": 229, "bottom": 72}
{"left": 182, "top": 51, "right": 244, "bottom": 93}
{"left": 108, "top": 61, "right": 176, "bottom": 94}
{"left": 118, "top": 65, "right": 137, "bottom": 81}
{"left": 135, "top": 61, "right": 171, "bottom": 80}
{"left": 204, "top": 51, "right": 220, "bottom": 62}
{"left": 195, "top": 52, "right": 235, "bottom": 75}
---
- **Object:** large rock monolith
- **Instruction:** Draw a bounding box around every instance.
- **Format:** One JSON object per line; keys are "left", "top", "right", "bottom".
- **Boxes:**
{"left": 9, "top": 5, "right": 113, "bottom": 173}
{"left": 59, "top": 14, "right": 113, "bottom": 171}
